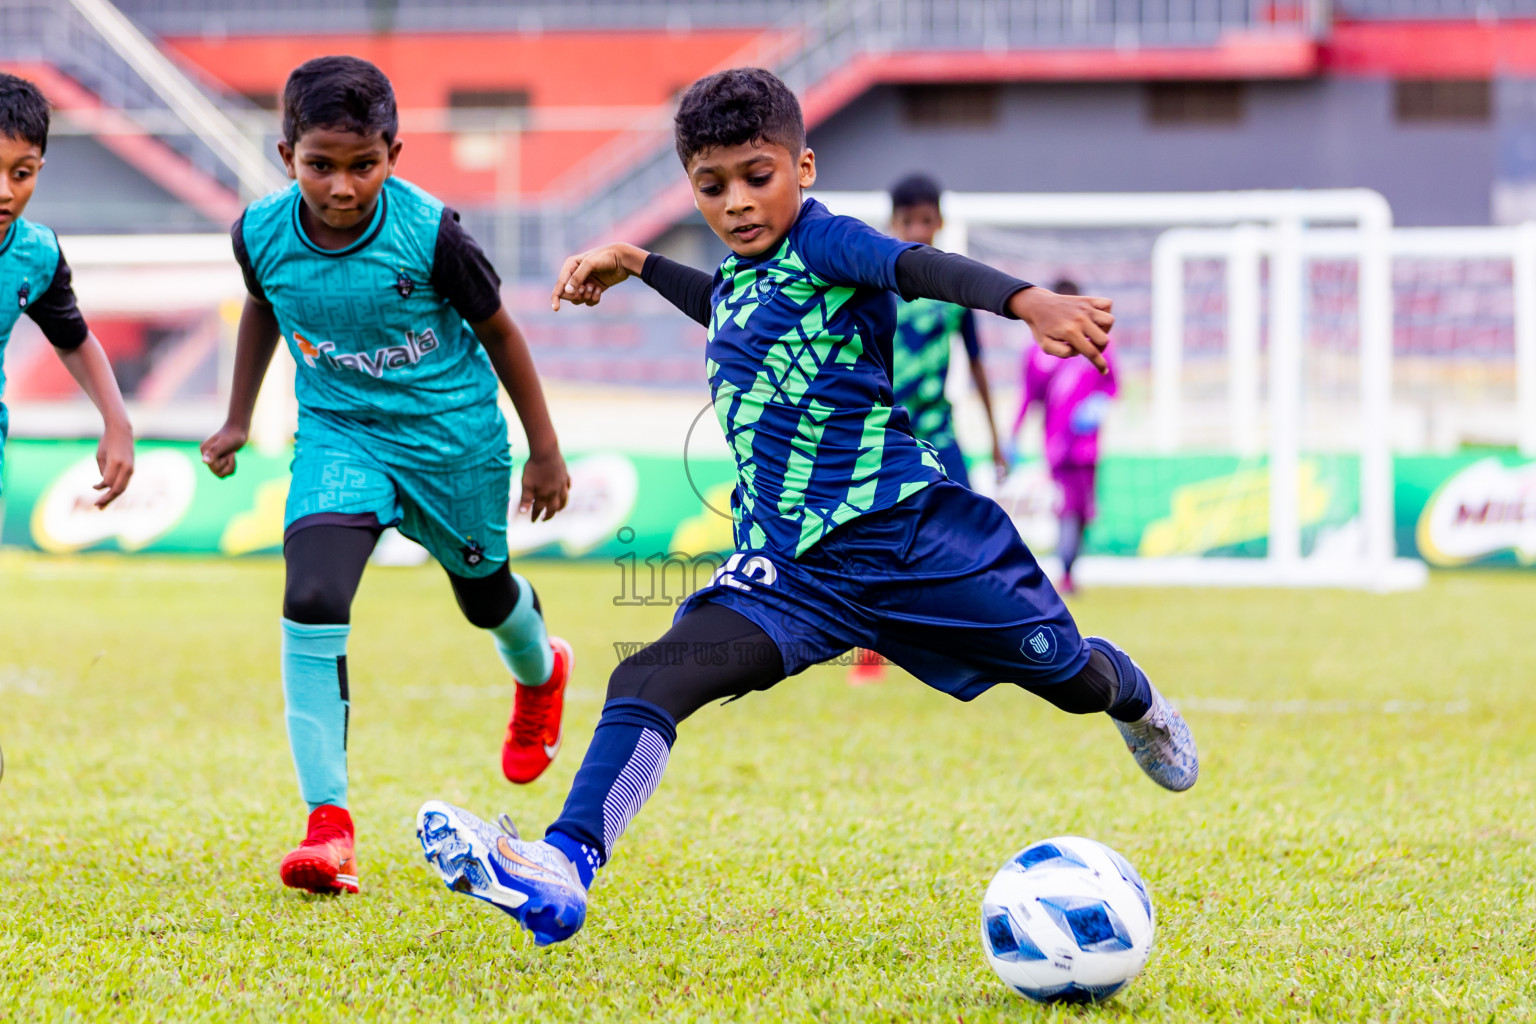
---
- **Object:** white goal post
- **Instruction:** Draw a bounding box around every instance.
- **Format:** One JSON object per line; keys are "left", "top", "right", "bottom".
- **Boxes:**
{"left": 814, "top": 188, "right": 1435, "bottom": 591}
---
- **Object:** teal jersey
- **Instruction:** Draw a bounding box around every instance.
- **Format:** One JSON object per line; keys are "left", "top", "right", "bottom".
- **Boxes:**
{"left": 0, "top": 216, "right": 89, "bottom": 468}
{"left": 234, "top": 178, "right": 507, "bottom": 470}
{"left": 890, "top": 297, "right": 977, "bottom": 449}
{"left": 706, "top": 198, "right": 945, "bottom": 558}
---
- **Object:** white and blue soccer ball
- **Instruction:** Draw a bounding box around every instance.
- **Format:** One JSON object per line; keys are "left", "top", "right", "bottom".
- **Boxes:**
{"left": 980, "top": 835, "right": 1155, "bottom": 1004}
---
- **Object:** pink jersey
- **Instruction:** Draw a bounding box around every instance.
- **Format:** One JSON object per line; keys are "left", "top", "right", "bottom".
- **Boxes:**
{"left": 1016, "top": 346, "right": 1118, "bottom": 468}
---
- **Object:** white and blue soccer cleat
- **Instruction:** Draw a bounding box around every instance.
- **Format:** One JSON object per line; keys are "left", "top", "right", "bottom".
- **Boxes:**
{"left": 1114, "top": 690, "right": 1199, "bottom": 792}
{"left": 416, "top": 800, "right": 587, "bottom": 946}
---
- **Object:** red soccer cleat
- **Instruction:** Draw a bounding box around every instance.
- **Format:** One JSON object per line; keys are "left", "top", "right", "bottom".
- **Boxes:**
{"left": 502, "top": 636, "right": 573, "bottom": 784}
{"left": 279, "top": 804, "right": 358, "bottom": 895}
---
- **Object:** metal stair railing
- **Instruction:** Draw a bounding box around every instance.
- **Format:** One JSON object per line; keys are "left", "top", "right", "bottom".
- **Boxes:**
{"left": 113, "top": 0, "right": 810, "bottom": 34}
{"left": 0, "top": 0, "right": 283, "bottom": 202}
{"left": 530, "top": 0, "right": 1328, "bottom": 276}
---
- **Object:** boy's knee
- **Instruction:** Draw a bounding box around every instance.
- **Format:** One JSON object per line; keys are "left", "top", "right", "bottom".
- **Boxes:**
{"left": 605, "top": 655, "right": 650, "bottom": 702}
{"left": 458, "top": 593, "right": 512, "bottom": 630}
{"left": 450, "top": 566, "right": 518, "bottom": 629}
{"left": 283, "top": 578, "right": 352, "bottom": 625}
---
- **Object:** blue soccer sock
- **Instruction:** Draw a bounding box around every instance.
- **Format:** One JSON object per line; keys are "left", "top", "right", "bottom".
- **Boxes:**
{"left": 490, "top": 572, "right": 554, "bottom": 685}
{"left": 1087, "top": 636, "right": 1155, "bottom": 723}
{"left": 546, "top": 697, "right": 677, "bottom": 886}
{"left": 281, "top": 618, "right": 351, "bottom": 811}
{"left": 544, "top": 831, "right": 602, "bottom": 890}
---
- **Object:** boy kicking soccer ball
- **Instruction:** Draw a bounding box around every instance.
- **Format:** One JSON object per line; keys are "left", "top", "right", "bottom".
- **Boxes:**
{"left": 0, "top": 74, "right": 134, "bottom": 510}
{"left": 414, "top": 68, "right": 1197, "bottom": 945}
{"left": 201, "top": 57, "right": 573, "bottom": 896}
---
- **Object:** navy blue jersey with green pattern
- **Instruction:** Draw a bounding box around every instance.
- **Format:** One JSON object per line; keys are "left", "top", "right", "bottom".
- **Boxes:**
{"left": 707, "top": 198, "right": 946, "bottom": 558}
{"left": 0, "top": 217, "right": 89, "bottom": 468}
{"left": 891, "top": 298, "right": 978, "bottom": 451}
{"left": 233, "top": 177, "right": 507, "bottom": 470}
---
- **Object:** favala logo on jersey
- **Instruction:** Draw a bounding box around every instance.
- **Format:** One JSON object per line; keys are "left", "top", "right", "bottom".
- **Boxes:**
{"left": 294, "top": 328, "right": 440, "bottom": 379}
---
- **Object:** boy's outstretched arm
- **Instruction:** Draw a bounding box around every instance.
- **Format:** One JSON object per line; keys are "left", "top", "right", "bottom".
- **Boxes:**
{"left": 55, "top": 335, "right": 134, "bottom": 507}
{"left": 25, "top": 248, "right": 134, "bottom": 506}
{"left": 553, "top": 243, "right": 713, "bottom": 327}
{"left": 893, "top": 247, "right": 1113, "bottom": 374}
{"left": 471, "top": 308, "right": 570, "bottom": 522}
{"left": 201, "top": 295, "right": 280, "bottom": 478}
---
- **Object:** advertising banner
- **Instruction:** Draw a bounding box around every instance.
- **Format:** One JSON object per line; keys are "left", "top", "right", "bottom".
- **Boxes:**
{"left": 2, "top": 439, "right": 1530, "bottom": 568}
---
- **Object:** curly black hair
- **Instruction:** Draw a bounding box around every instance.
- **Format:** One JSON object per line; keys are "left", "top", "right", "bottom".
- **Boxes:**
{"left": 889, "top": 173, "right": 942, "bottom": 212}
{"left": 0, "top": 73, "right": 49, "bottom": 155}
{"left": 674, "top": 67, "right": 805, "bottom": 167}
{"left": 283, "top": 55, "right": 398, "bottom": 147}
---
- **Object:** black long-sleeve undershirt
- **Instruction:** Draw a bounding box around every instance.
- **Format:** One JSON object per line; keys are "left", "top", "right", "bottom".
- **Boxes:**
{"left": 894, "top": 245, "right": 1031, "bottom": 317}
{"left": 639, "top": 245, "right": 1031, "bottom": 328}
{"left": 641, "top": 251, "right": 714, "bottom": 326}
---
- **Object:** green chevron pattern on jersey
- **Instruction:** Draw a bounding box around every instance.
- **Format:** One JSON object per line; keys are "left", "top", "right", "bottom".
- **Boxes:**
{"left": 891, "top": 297, "right": 967, "bottom": 451}
{"left": 706, "top": 219, "right": 944, "bottom": 560}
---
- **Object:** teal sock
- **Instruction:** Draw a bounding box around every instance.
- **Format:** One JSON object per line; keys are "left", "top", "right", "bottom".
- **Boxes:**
{"left": 490, "top": 573, "right": 553, "bottom": 685}
{"left": 280, "top": 618, "right": 351, "bottom": 812}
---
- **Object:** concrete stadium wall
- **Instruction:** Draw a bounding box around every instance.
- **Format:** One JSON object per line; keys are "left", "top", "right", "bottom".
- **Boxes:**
{"left": 808, "top": 79, "right": 1500, "bottom": 228}
{"left": 23, "top": 137, "right": 223, "bottom": 235}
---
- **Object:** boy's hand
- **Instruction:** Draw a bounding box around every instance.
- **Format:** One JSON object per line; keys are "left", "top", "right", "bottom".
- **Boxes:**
{"left": 200, "top": 422, "right": 248, "bottom": 479}
{"left": 519, "top": 449, "right": 571, "bottom": 522}
{"left": 93, "top": 422, "right": 135, "bottom": 509}
{"left": 1010, "top": 287, "right": 1114, "bottom": 374}
{"left": 551, "top": 243, "right": 649, "bottom": 310}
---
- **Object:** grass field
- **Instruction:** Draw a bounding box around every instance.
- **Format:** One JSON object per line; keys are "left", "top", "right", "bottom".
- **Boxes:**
{"left": 1, "top": 554, "right": 1532, "bottom": 1022}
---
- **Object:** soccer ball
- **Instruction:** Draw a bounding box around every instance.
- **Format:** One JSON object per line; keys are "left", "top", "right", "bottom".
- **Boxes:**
{"left": 979, "top": 835, "right": 1155, "bottom": 1004}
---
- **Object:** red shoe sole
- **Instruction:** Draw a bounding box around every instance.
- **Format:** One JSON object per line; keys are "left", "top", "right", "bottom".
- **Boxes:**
{"left": 280, "top": 852, "right": 359, "bottom": 895}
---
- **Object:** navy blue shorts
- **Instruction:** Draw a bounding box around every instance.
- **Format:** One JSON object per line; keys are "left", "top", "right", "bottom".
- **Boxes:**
{"left": 676, "top": 480, "right": 1089, "bottom": 701}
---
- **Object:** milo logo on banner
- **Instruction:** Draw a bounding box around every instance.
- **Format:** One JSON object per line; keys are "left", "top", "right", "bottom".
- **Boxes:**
{"left": 1416, "top": 458, "right": 1536, "bottom": 566}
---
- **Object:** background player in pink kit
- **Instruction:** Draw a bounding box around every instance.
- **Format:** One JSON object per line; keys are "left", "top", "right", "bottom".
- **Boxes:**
{"left": 1014, "top": 279, "right": 1117, "bottom": 594}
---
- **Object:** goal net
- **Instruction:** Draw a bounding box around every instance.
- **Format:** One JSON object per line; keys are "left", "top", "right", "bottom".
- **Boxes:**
{"left": 812, "top": 189, "right": 1535, "bottom": 590}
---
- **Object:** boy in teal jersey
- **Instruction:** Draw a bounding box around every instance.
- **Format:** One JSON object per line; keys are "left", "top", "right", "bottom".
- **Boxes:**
{"left": 848, "top": 174, "right": 1011, "bottom": 685}
{"left": 414, "top": 68, "right": 1197, "bottom": 948}
{"left": 200, "top": 57, "right": 573, "bottom": 896}
{"left": 887, "top": 173, "right": 1008, "bottom": 489}
{"left": 0, "top": 74, "right": 133, "bottom": 508}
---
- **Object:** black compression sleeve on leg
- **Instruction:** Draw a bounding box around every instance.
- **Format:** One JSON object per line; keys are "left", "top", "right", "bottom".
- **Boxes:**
{"left": 1015, "top": 647, "right": 1120, "bottom": 715}
{"left": 446, "top": 564, "right": 519, "bottom": 628}
{"left": 282, "top": 525, "right": 380, "bottom": 625}
{"left": 606, "top": 602, "right": 785, "bottom": 723}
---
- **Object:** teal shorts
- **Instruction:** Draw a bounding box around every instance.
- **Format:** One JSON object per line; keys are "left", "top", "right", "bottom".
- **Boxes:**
{"left": 284, "top": 434, "right": 512, "bottom": 578}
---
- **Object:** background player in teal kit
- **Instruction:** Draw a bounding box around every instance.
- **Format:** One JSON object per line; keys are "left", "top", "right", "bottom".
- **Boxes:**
{"left": 200, "top": 57, "right": 573, "bottom": 896}
{"left": 887, "top": 173, "right": 1007, "bottom": 488}
{"left": 0, "top": 74, "right": 133, "bottom": 509}
{"left": 411, "top": 68, "right": 1199, "bottom": 948}
{"left": 848, "top": 173, "right": 1011, "bottom": 685}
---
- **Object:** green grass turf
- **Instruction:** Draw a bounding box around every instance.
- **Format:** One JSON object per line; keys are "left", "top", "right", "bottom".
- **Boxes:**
{"left": 0, "top": 554, "right": 1532, "bottom": 1022}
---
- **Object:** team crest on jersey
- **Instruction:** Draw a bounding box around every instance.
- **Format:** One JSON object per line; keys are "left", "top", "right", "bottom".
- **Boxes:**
{"left": 395, "top": 271, "right": 416, "bottom": 299}
{"left": 293, "top": 328, "right": 440, "bottom": 378}
{"left": 1020, "top": 625, "right": 1058, "bottom": 664}
{"left": 16, "top": 282, "right": 28, "bottom": 310}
